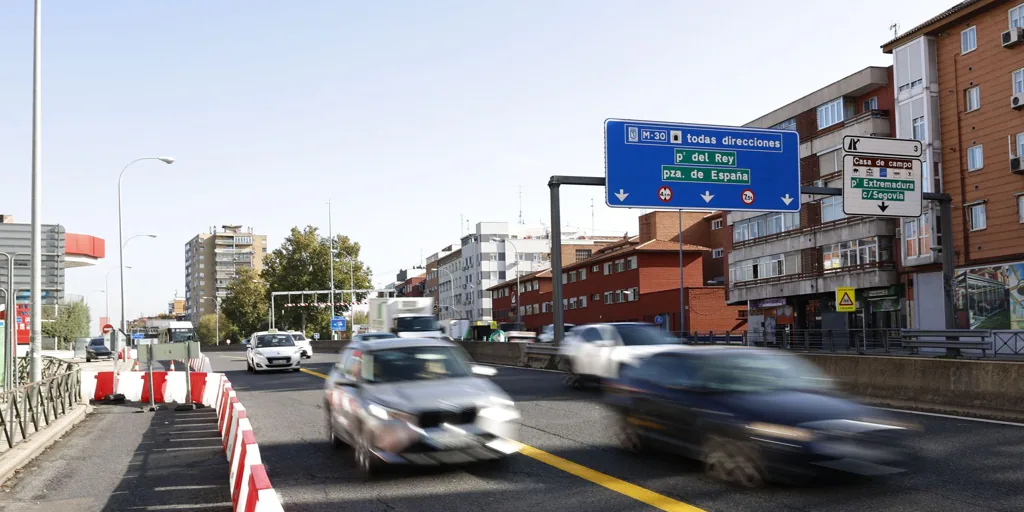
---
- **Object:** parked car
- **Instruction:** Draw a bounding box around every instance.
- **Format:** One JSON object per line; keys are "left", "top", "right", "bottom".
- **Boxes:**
{"left": 86, "top": 337, "right": 113, "bottom": 362}
{"left": 324, "top": 337, "right": 521, "bottom": 476}
{"left": 557, "top": 322, "right": 681, "bottom": 386}
{"left": 604, "top": 346, "right": 920, "bottom": 487}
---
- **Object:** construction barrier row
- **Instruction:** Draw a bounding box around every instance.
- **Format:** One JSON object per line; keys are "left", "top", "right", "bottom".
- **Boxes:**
{"left": 189, "top": 355, "right": 213, "bottom": 373}
{"left": 214, "top": 374, "right": 286, "bottom": 512}
{"left": 81, "top": 370, "right": 220, "bottom": 404}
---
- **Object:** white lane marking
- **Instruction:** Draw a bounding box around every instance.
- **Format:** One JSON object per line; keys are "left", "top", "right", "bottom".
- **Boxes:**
{"left": 485, "top": 360, "right": 1024, "bottom": 428}
{"left": 152, "top": 485, "right": 221, "bottom": 491}
{"left": 127, "top": 503, "right": 234, "bottom": 510}
{"left": 880, "top": 408, "right": 1024, "bottom": 427}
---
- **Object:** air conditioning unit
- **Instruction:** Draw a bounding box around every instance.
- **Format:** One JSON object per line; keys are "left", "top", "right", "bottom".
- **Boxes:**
{"left": 1002, "top": 26, "right": 1024, "bottom": 47}
{"left": 1012, "top": 92, "right": 1024, "bottom": 110}
{"left": 1012, "top": 156, "right": 1024, "bottom": 174}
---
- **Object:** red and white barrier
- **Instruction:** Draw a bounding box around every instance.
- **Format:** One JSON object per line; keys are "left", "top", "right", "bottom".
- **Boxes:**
{"left": 81, "top": 371, "right": 218, "bottom": 405}
{"left": 188, "top": 355, "right": 212, "bottom": 373}
{"left": 215, "top": 374, "right": 285, "bottom": 511}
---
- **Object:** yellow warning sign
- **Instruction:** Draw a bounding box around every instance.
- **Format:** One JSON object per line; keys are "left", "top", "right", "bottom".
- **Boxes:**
{"left": 836, "top": 286, "right": 856, "bottom": 312}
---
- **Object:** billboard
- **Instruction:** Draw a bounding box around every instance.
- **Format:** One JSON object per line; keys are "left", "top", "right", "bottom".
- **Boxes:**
{"left": 955, "top": 263, "right": 1024, "bottom": 330}
{"left": 16, "top": 303, "right": 30, "bottom": 345}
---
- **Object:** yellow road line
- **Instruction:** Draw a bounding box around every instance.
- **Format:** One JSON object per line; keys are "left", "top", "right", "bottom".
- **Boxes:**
{"left": 300, "top": 368, "right": 329, "bottom": 379}
{"left": 300, "top": 369, "right": 705, "bottom": 511}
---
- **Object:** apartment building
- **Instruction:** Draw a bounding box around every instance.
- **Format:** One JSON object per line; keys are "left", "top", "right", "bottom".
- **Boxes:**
{"left": 726, "top": 66, "right": 902, "bottom": 333}
{"left": 883, "top": 0, "right": 1024, "bottom": 330}
{"left": 184, "top": 225, "right": 268, "bottom": 323}
{"left": 424, "top": 244, "right": 458, "bottom": 313}
{"left": 489, "top": 211, "right": 745, "bottom": 333}
{"left": 395, "top": 268, "right": 426, "bottom": 297}
{"left": 436, "top": 247, "right": 463, "bottom": 321}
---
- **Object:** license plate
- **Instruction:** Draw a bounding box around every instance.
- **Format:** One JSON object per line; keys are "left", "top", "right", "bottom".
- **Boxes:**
{"left": 429, "top": 432, "right": 477, "bottom": 449}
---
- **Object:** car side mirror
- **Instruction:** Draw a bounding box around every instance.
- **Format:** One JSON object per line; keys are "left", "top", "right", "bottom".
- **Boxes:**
{"left": 471, "top": 365, "right": 497, "bottom": 377}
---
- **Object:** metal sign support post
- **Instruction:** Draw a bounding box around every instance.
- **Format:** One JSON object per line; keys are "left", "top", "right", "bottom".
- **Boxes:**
{"left": 146, "top": 342, "right": 156, "bottom": 411}
{"left": 178, "top": 342, "right": 194, "bottom": 411}
{"left": 549, "top": 176, "right": 605, "bottom": 345}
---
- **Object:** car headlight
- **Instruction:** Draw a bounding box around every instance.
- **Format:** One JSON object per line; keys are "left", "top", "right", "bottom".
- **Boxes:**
{"left": 254, "top": 350, "right": 265, "bottom": 358}
{"left": 489, "top": 396, "right": 515, "bottom": 408}
{"left": 746, "top": 422, "right": 815, "bottom": 442}
{"left": 367, "top": 402, "right": 416, "bottom": 424}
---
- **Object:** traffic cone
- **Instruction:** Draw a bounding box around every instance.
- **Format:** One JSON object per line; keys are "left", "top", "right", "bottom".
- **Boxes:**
{"left": 168, "top": 360, "right": 175, "bottom": 372}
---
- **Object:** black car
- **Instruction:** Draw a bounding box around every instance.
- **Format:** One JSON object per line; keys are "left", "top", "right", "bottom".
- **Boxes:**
{"left": 604, "top": 346, "right": 919, "bottom": 487}
{"left": 86, "top": 337, "right": 113, "bottom": 362}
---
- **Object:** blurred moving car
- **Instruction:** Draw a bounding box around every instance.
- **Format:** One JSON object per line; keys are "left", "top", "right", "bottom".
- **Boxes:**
{"left": 352, "top": 332, "right": 399, "bottom": 342}
{"left": 86, "top": 337, "right": 113, "bottom": 362}
{"left": 245, "top": 330, "right": 303, "bottom": 373}
{"left": 324, "top": 337, "right": 521, "bottom": 476}
{"left": 557, "top": 322, "right": 681, "bottom": 386}
{"left": 537, "top": 323, "right": 575, "bottom": 343}
{"left": 288, "top": 330, "right": 314, "bottom": 359}
{"left": 604, "top": 346, "right": 919, "bottom": 487}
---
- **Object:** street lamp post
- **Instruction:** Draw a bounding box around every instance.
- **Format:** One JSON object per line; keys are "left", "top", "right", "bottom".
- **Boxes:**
{"left": 28, "top": 0, "right": 42, "bottom": 383}
{"left": 117, "top": 158, "right": 172, "bottom": 355}
{"left": 327, "top": 199, "right": 335, "bottom": 339}
{"left": 105, "top": 265, "right": 130, "bottom": 326}
{"left": 497, "top": 239, "right": 521, "bottom": 328}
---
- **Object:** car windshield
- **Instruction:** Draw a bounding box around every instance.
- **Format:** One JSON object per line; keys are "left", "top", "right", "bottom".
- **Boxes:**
{"left": 394, "top": 317, "right": 438, "bottom": 332}
{"left": 615, "top": 324, "right": 680, "bottom": 346}
{"left": 256, "top": 334, "right": 295, "bottom": 348}
{"left": 170, "top": 329, "right": 194, "bottom": 342}
{"left": 291, "top": 333, "right": 307, "bottom": 341}
{"left": 89, "top": 339, "right": 106, "bottom": 347}
{"left": 696, "top": 352, "right": 835, "bottom": 393}
{"left": 363, "top": 346, "right": 470, "bottom": 383}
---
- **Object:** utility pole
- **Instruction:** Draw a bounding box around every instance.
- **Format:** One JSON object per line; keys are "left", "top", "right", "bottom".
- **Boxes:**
{"left": 328, "top": 199, "right": 335, "bottom": 339}
{"left": 28, "top": 0, "right": 43, "bottom": 382}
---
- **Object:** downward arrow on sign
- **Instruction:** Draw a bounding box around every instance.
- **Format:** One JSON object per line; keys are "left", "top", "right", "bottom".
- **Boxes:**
{"left": 700, "top": 191, "right": 714, "bottom": 203}
{"left": 878, "top": 202, "right": 889, "bottom": 212}
{"left": 614, "top": 189, "right": 629, "bottom": 202}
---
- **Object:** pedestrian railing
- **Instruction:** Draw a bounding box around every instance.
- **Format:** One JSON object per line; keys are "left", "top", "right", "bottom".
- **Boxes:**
{"left": 0, "top": 366, "right": 82, "bottom": 451}
{"left": 16, "top": 355, "right": 77, "bottom": 385}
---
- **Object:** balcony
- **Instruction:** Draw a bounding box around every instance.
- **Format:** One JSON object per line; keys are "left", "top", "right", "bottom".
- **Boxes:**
{"left": 801, "top": 110, "right": 892, "bottom": 158}
{"left": 730, "top": 216, "right": 897, "bottom": 262}
{"left": 728, "top": 262, "right": 898, "bottom": 303}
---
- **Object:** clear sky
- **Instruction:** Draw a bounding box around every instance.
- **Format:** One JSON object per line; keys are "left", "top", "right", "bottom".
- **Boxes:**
{"left": 0, "top": 0, "right": 953, "bottom": 329}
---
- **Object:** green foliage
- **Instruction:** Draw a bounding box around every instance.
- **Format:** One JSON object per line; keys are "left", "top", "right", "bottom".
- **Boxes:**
{"left": 351, "top": 311, "right": 369, "bottom": 325}
{"left": 221, "top": 266, "right": 270, "bottom": 339}
{"left": 260, "top": 226, "right": 373, "bottom": 336}
{"left": 41, "top": 300, "right": 91, "bottom": 349}
{"left": 197, "top": 313, "right": 235, "bottom": 345}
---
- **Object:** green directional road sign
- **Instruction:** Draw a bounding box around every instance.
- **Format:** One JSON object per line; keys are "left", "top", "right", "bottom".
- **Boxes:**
{"left": 841, "top": 139, "right": 922, "bottom": 218}
{"left": 661, "top": 165, "right": 751, "bottom": 185}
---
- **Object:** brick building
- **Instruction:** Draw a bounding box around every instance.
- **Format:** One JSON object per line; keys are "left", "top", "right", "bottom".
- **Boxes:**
{"left": 487, "top": 212, "right": 745, "bottom": 333}
{"left": 883, "top": 0, "right": 1024, "bottom": 330}
{"left": 725, "top": 66, "right": 902, "bottom": 333}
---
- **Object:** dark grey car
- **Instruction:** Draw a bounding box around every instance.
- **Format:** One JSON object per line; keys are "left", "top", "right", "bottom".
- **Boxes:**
{"left": 324, "top": 338, "right": 521, "bottom": 476}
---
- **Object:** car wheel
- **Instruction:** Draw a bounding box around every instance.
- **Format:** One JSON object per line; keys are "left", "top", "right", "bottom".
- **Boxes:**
{"left": 86, "top": 357, "right": 92, "bottom": 363}
{"left": 563, "top": 360, "right": 583, "bottom": 389}
{"left": 247, "top": 361, "right": 254, "bottom": 373}
{"left": 327, "top": 410, "right": 346, "bottom": 449}
{"left": 615, "top": 412, "right": 646, "bottom": 454}
{"left": 354, "top": 431, "right": 379, "bottom": 477}
{"left": 703, "top": 436, "right": 764, "bottom": 488}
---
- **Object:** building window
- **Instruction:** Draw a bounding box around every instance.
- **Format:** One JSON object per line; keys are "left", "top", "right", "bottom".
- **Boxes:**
{"left": 965, "top": 86, "right": 981, "bottom": 112}
{"left": 1012, "top": 4, "right": 1024, "bottom": 29}
{"left": 532, "top": 279, "right": 539, "bottom": 289}
{"left": 1017, "top": 132, "right": 1024, "bottom": 158}
{"left": 614, "top": 259, "right": 625, "bottom": 272}
{"left": 821, "top": 196, "right": 846, "bottom": 223}
{"left": 603, "top": 262, "right": 612, "bottom": 275}
{"left": 711, "top": 219, "right": 723, "bottom": 230}
{"left": 912, "top": 116, "right": 925, "bottom": 142}
{"left": 732, "top": 211, "right": 799, "bottom": 243}
{"left": 863, "top": 97, "right": 878, "bottom": 111}
{"left": 817, "top": 98, "right": 845, "bottom": 129}
{"left": 822, "top": 237, "right": 890, "bottom": 270}
{"left": 575, "top": 249, "right": 592, "bottom": 261}
{"left": 1014, "top": 68, "right": 1024, "bottom": 95}
{"left": 968, "top": 203, "right": 987, "bottom": 231}
{"left": 712, "top": 248, "right": 724, "bottom": 259}
{"left": 569, "top": 298, "right": 577, "bottom": 309}
{"left": 592, "top": 265, "right": 599, "bottom": 273}
{"left": 579, "top": 268, "right": 586, "bottom": 280}
{"left": 770, "top": 118, "right": 796, "bottom": 131}
{"left": 1018, "top": 195, "right": 1024, "bottom": 223}
{"left": 615, "top": 290, "right": 624, "bottom": 303}
{"left": 967, "top": 145, "right": 984, "bottom": 171}
{"left": 580, "top": 296, "right": 587, "bottom": 308}
{"left": 604, "top": 292, "right": 613, "bottom": 304}
{"left": 592, "top": 293, "right": 600, "bottom": 301}
{"left": 626, "top": 256, "right": 637, "bottom": 270}
{"left": 569, "top": 271, "right": 577, "bottom": 283}
{"left": 561, "top": 273, "right": 567, "bottom": 285}
{"left": 961, "top": 26, "right": 977, "bottom": 54}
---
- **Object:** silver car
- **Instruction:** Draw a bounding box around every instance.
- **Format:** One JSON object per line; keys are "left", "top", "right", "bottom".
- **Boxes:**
{"left": 324, "top": 338, "right": 521, "bottom": 476}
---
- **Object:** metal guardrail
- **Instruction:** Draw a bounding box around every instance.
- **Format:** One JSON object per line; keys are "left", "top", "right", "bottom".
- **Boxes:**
{"left": 525, "top": 343, "right": 558, "bottom": 356}
{"left": 0, "top": 365, "right": 82, "bottom": 450}
{"left": 16, "top": 355, "right": 77, "bottom": 385}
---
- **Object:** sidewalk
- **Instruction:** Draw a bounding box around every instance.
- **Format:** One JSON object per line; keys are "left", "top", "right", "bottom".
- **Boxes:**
{"left": 0, "top": 404, "right": 232, "bottom": 512}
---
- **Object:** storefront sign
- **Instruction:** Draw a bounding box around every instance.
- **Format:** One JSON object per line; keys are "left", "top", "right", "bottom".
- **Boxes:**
{"left": 750, "top": 298, "right": 787, "bottom": 309}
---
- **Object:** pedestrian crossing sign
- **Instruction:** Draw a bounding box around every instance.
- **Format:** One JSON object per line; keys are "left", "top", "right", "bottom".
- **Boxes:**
{"left": 836, "top": 287, "right": 856, "bottom": 312}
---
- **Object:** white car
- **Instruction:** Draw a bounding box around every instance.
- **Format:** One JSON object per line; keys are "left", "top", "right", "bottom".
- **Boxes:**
{"left": 537, "top": 323, "right": 576, "bottom": 343}
{"left": 288, "top": 330, "right": 314, "bottom": 359}
{"left": 557, "top": 322, "right": 683, "bottom": 386}
{"left": 246, "top": 331, "right": 303, "bottom": 373}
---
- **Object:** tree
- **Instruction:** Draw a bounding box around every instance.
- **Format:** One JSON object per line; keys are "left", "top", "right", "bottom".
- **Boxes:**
{"left": 222, "top": 266, "right": 270, "bottom": 338}
{"left": 42, "top": 300, "right": 91, "bottom": 349}
{"left": 197, "top": 313, "right": 235, "bottom": 345}
{"left": 351, "top": 311, "right": 369, "bottom": 325}
{"left": 260, "top": 226, "right": 373, "bottom": 337}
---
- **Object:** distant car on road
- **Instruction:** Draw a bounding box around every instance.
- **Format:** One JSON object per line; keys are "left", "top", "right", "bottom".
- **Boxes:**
{"left": 324, "top": 337, "right": 521, "bottom": 476}
{"left": 557, "top": 322, "right": 681, "bottom": 386}
{"left": 537, "top": 323, "right": 575, "bottom": 343}
{"left": 351, "top": 332, "right": 399, "bottom": 342}
{"left": 86, "top": 337, "right": 113, "bottom": 362}
{"left": 245, "top": 330, "right": 302, "bottom": 373}
{"left": 604, "top": 346, "right": 919, "bottom": 487}
{"left": 288, "top": 330, "right": 314, "bottom": 359}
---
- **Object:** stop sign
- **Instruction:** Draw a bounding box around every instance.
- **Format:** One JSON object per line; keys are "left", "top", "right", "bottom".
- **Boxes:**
{"left": 102, "top": 324, "right": 114, "bottom": 335}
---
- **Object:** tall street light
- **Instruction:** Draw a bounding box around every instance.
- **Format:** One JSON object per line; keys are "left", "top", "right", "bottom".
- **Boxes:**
{"left": 327, "top": 199, "right": 335, "bottom": 339}
{"left": 105, "top": 265, "right": 131, "bottom": 324}
{"left": 496, "top": 239, "right": 521, "bottom": 328}
{"left": 117, "top": 156, "right": 171, "bottom": 353}
{"left": 118, "top": 235, "right": 155, "bottom": 334}
{"left": 28, "top": 0, "right": 43, "bottom": 382}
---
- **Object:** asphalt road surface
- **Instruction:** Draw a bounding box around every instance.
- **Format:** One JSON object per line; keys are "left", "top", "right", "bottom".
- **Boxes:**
{"left": 208, "top": 350, "right": 1024, "bottom": 512}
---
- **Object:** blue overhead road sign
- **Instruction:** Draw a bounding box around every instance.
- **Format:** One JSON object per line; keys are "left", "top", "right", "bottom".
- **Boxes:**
{"left": 331, "top": 316, "right": 346, "bottom": 332}
{"left": 605, "top": 119, "right": 801, "bottom": 212}
{"left": 132, "top": 332, "right": 143, "bottom": 340}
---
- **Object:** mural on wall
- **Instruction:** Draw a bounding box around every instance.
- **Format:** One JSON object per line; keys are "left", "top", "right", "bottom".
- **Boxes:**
{"left": 955, "top": 263, "right": 1024, "bottom": 330}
